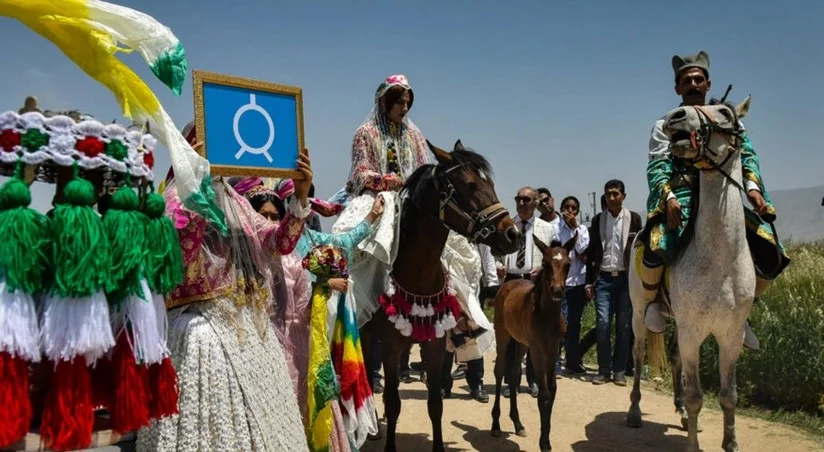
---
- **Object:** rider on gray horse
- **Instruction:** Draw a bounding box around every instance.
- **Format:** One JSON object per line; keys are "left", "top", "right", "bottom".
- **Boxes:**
{"left": 638, "top": 50, "right": 790, "bottom": 350}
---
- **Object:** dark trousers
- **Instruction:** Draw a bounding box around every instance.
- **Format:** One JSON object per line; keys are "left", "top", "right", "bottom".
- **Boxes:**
{"left": 400, "top": 343, "right": 411, "bottom": 372}
{"left": 367, "top": 337, "right": 383, "bottom": 384}
{"left": 563, "top": 285, "right": 588, "bottom": 368}
{"left": 442, "top": 351, "right": 484, "bottom": 392}
{"left": 595, "top": 272, "right": 632, "bottom": 377}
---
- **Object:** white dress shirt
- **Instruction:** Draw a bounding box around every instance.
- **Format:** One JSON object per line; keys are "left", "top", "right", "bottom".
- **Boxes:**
{"left": 505, "top": 215, "right": 535, "bottom": 274}
{"left": 557, "top": 220, "right": 589, "bottom": 287}
{"left": 600, "top": 211, "right": 625, "bottom": 272}
{"left": 477, "top": 243, "right": 499, "bottom": 287}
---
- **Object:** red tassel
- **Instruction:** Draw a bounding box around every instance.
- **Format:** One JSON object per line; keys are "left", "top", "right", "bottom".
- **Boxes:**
{"left": 148, "top": 357, "right": 179, "bottom": 419}
{"left": 40, "top": 358, "right": 94, "bottom": 451}
{"left": 0, "top": 352, "right": 31, "bottom": 447}
{"left": 111, "top": 333, "right": 149, "bottom": 433}
{"left": 90, "top": 356, "right": 115, "bottom": 410}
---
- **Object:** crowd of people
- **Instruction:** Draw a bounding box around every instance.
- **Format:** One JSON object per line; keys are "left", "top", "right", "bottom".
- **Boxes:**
{"left": 0, "top": 1, "right": 791, "bottom": 448}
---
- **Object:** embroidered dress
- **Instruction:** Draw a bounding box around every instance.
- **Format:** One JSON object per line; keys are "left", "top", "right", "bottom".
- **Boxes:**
{"left": 136, "top": 179, "right": 309, "bottom": 452}
{"left": 644, "top": 117, "right": 789, "bottom": 278}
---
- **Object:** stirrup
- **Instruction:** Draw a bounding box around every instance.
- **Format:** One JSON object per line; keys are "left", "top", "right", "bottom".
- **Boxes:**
{"left": 743, "top": 321, "right": 760, "bottom": 351}
{"left": 644, "top": 302, "right": 667, "bottom": 334}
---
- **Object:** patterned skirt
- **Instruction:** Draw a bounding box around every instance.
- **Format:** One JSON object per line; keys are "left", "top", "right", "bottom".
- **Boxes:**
{"left": 136, "top": 298, "right": 308, "bottom": 452}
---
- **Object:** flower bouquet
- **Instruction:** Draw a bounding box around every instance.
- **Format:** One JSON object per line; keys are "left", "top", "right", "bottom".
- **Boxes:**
{"left": 302, "top": 244, "right": 348, "bottom": 281}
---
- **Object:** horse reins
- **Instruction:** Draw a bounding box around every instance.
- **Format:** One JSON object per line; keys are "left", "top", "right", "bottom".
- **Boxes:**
{"left": 683, "top": 104, "right": 782, "bottom": 260}
{"left": 435, "top": 164, "right": 508, "bottom": 243}
{"left": 405, "top": 164, "right": 508, "bottom": 244}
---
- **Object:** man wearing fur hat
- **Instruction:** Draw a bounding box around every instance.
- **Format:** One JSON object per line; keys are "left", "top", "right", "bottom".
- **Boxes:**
{"left": 638, "top": 50, "right": 790, "bottom": 350}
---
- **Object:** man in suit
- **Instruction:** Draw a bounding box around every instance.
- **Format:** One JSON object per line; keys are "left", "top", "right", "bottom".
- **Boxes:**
{"left": 495, "top": 186, "right": 559, "bottom": 397}
{"left": 586, "top": 179, "right": 643, "bottom": 386}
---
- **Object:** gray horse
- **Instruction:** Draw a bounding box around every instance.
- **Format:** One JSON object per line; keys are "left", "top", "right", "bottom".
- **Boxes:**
{"left": 626, "top": 97, "right": 755, "bottom": 452}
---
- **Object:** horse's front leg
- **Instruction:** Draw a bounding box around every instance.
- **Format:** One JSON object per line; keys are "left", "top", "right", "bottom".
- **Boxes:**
{"left": 717, "top": 326, "right": 745, "bottom": 452}
{"left": 422, "top": 338, "right": 447, "bottom": 452}
{"left": 626, "top": 307, "right": 648, "bottom": 428}
{"left": 381, "top": 334, "right": 407, "bottom": 452}
{"left": 677, "top": 329, "right": 704, "bottom": 452}
{"left": 535, "top": 343, "right": 557, "bottom": 452}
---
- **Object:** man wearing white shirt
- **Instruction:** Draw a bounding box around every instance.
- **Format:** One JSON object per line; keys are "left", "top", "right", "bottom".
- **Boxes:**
{"left": 586, "top": 180, "right": 642, "bottom": 386}
{"left": 537, "top": 187, "right": 560, "bottom": 226}
{"left": 556, "top": 196, "right": 591, "bottom": 376}
{"left": 495, "top": 187, "right": 559, "bottom": 397}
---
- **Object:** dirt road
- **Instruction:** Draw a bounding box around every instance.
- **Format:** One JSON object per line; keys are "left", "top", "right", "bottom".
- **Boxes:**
{"left": 361, "top": 352, "right": 821, "bottom": 452}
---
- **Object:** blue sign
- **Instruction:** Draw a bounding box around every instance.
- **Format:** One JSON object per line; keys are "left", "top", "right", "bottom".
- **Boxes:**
{"left": 193, "top": 71, "right": 304, "bottom": 178}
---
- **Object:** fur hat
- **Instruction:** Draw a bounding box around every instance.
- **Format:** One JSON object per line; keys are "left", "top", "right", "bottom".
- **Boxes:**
{"left": 672, "top": 50, "right": 710, "bottom": 83}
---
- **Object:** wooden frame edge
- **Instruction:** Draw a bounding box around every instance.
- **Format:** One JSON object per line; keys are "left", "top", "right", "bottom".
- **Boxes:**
{"left": 191, "top": 69, "right": 306, "bottom": 179}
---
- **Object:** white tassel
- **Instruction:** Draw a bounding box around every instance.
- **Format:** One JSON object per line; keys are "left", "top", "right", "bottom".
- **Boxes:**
{"left": 426, "top": 305, "right": 435, "bottom": 316}
{"left": 151, "top": 291, "right": 170, "bottom": 356}
{"left": 435, "top": 320, "right": 445, "bottom": 338}
{"left": 410, "top": 304, "right": 420, "bottom": 317}
{"left": 40, "top": 291, "right": 115, "bottom": 364}
{"left": 121, "top": 279, "right": 165, "bottom": 365}
{"left": 388, "top": 315, "right": 397, "bottom": 323}
{"left": 0, "top": 278, "right": 41, "bottom": 362}
{"left": 443, "top": 312, "right": 457, "bottom": 330}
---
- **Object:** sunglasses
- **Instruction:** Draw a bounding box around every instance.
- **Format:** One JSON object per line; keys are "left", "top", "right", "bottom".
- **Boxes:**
{"left": 514, "top": 196, "right": 534, "bottom": 204}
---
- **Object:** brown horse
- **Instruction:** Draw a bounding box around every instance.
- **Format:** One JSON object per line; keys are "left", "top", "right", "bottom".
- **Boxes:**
{"left": 360, "top": 140, "right": 519, "bottom": 452}
{"left": 491, "top": 233, "right": 577, "bottom": 452}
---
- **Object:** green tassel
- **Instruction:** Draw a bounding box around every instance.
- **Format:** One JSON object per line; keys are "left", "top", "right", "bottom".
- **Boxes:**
{"left": 103, "top": 186, "right": 147, "bottom": 305}
{"left": 0, "top": 176, "right": 50, "bottom": 294}
{"left": 50, "top": 176, "right": 110, "bottom": 298}
{"left": 143, "top": 192, "right": 184, "bottom": 294}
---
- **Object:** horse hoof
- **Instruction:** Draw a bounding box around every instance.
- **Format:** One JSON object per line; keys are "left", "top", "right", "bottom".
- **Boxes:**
{"left": 491, "top": 429, "right": 501, "bottom": 438}
{"left": 626, "top": 415, "right": 642, "bottom": 428}
{"left": 516, "top": 428, "right": 528, "bottom": 437}
{"left": 626, "top": 406, "right": 642, "bottom": 428}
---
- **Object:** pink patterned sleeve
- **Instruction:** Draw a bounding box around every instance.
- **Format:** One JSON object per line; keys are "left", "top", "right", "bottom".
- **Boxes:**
{"left": 309, "top": 198, "right": 343, "bottom": 217}
{"left": 350, "top": 127, "right": 403, "bottom": 194}
{"left": 164, "top": 188, "right": 206, "bottom": 265}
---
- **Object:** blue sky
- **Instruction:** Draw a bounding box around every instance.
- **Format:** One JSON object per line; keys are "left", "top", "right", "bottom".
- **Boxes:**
{"left": 2, "top": 0, "right": 821, "bottom": 220}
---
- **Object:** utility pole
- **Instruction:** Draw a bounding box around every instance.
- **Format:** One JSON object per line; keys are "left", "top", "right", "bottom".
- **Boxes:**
{"left": 588, "top": 191, "right": 597, "bottom": 219}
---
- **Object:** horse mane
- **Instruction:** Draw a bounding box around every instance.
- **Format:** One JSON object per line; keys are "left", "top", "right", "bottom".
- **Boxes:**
{"left": 402, "top": 147, "right": 493, "bottom": 194}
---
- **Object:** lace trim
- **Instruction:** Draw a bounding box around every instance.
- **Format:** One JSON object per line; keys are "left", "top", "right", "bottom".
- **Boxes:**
{"left": 0, "top": 110, "right": 155, "bottom": 181}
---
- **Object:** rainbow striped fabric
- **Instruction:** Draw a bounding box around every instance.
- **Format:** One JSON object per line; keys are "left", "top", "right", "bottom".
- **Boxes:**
{"left": 331, "top": 292, "right": 378, "bottom": 447}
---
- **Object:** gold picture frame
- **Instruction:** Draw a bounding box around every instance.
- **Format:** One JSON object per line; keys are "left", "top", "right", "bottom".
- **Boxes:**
{"left": 192, "top": 69, "right": 305, "bottom": 179}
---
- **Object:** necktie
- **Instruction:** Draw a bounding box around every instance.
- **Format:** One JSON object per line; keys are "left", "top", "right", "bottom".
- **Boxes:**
{"left": 516, "top": 221, "right": 528, "bottom": 269}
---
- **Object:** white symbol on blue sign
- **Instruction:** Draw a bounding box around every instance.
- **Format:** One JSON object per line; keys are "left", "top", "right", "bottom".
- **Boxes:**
{"left": 233, "top": 94, "right": 275, "bottom": 163}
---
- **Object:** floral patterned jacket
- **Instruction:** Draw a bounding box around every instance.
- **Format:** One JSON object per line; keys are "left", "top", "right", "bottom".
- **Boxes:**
{"left": 164, "top": 183, "right": 311, "bottom": 308}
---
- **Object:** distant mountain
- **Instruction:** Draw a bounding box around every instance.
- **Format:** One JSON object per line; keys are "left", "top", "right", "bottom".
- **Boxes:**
{"left": 770, "top": 185, "right": 824, "bottom": 243}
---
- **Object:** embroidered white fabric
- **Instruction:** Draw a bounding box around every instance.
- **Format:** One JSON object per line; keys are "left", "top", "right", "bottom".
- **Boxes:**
{"left": 136, "top": 297, "right": 307, "bottom": 452}
{"left": 0, "top": 111, "right": 155, "bottom": 181}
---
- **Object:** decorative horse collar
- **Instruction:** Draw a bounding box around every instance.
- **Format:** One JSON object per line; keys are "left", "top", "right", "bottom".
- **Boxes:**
{"left": 379, "top": 270, "right": 462, "bottom": 342}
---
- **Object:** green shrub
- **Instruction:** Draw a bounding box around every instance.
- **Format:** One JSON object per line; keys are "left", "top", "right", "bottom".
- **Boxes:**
{"left": 698, "top": 241, "right": 824, "bottom": 415}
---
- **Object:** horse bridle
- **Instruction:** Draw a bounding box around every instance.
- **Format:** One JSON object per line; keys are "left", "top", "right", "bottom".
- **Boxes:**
{"left": 683, "top": 105, "right": 747, "bottom": 194}
{"left": 428, "top": 163, "right": 508, "bottom": 243}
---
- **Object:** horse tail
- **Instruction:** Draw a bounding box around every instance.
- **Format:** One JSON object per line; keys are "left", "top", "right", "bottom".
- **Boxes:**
{"left": 646, "top": 331, "right": 668, "bottom": 378}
